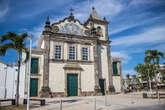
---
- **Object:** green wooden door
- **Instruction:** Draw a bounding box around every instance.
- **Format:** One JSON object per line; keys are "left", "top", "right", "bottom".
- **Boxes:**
{"left": 99, "top": 79, "right": 105, "bottom": 95}
{"left": 31, "top": 58, "right": 38, "bottom": 74}
{"left": 67, "top": 74, "right": 78, "bottom": 96}
{"left": 30, "top": 78, "right": 38, "bottom": 97}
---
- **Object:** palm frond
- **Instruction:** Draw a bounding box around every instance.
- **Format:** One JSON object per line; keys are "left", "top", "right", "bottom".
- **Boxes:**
{"left": 158, "top": 52, "right": 164, "bottom": 59}
{"left": 0, "top": 43, "right": 16, "bottom": 56}
{"left": 21, "top": 32, "right": 28, "bottom": 40}
{"left": 145, "top": 50, "right": 152, "bottom": 56}
{"left": 0, "top": 32, "right": 20, "bottom": 43}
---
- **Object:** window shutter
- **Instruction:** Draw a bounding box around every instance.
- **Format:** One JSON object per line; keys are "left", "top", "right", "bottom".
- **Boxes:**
{"left": 113, "top": 62, "right": 118, "bottom": 75}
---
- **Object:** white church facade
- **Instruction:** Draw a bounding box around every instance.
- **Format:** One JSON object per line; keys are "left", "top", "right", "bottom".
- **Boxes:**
{"left": 25, "top": 8, "right": 123, "bottom": 97}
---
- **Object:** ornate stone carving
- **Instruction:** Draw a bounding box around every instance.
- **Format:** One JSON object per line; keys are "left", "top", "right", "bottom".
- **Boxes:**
{"left": 85, "top": 30, "right": 90, "bottom": 36}
{"left": 53, "top": 26, "right": 59, "bottom": 33}
{"left": 58, "top": 23, "right": 85, "bottom": 36}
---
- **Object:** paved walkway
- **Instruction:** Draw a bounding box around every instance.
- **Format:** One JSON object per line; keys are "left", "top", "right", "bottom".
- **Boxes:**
{"left": 31, "top": 92, "right": 165, "bottom": 110}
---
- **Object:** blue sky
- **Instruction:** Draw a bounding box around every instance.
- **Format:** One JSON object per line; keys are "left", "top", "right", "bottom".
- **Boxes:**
{"left": 0, "top": 0, "right": 165, "bottom": 77}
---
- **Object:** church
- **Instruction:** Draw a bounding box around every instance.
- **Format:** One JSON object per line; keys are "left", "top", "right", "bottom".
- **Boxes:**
{"left": 25, "top": 7, "right": 123, "bottom": 97}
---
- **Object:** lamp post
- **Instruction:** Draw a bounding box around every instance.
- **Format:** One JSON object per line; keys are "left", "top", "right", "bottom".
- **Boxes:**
{"left": 4, "top": 66, "right": 8, "bottom": 99}
{"left": 27, "top": 34, "right": 33, "bottom": 110}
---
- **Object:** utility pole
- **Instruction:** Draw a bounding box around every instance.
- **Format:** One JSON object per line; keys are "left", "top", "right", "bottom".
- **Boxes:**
{"left": 27, "top": 34, "right": 33, "bottom": 110}
{"left": 4, "top": 66, "right": 8, "bottom": 99}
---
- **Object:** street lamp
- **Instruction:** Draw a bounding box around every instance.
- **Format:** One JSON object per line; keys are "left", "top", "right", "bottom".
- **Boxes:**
{"left": 4, "top": 66, "right": 8, "bottom": 99}
{"left": 27, "top": 34, "right": 33, "bottom": 110}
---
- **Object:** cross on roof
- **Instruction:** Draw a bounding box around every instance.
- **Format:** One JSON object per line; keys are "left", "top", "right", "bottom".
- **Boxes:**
{"left": 70, "top": 8, "right": 74, "bottom": 15}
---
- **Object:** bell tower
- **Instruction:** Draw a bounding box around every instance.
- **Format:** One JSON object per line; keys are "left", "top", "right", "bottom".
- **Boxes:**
{"left": 84, "top": 7, "right": 109, "bottom": 41}
{"left": 85, "top": 7, "right": 115, "bottom": 94}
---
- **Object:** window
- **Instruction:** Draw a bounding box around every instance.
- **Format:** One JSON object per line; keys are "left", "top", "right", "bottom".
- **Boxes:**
{"left": 82, "top": 47, "right": 88, "bottom": 60}
{"left": 97, "top": 26, "right": 102, "bottom": 32}
{"left": 54, "top": 45, "right": 61, "bottom": 59}
{"left": 113, "top": 62, "right": 118, "bottom": 75}
{"left": 96, "top": 26, "right": 103, "bottom": 37}
{"left": 69, "top": 46, "right": 76, "bottom": 60}
{"left": 31, "top": 58, "right": 38, "bottom": 74}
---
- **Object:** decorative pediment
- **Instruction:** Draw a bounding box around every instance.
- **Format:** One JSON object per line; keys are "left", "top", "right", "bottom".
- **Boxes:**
{"left": 59, "top": 22, "right": 85, "bottom": 36}
{"left": 52, "top": 18, "right": 89, "bottom": 36}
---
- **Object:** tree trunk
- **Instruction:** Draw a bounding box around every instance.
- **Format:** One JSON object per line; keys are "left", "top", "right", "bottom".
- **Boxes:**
{"left": 16, "top": 53, "right": 22, "bottom": 106}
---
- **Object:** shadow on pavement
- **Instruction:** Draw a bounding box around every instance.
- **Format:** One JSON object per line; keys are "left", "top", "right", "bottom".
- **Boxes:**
{"left": 48, "top": 99, "right": 81, "bottom": 104}
{"left": 119, "top": 104, "right": 165, "bottom": 110}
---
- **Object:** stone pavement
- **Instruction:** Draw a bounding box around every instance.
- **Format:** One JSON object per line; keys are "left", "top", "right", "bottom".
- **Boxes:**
{"left": 31, "top": 92, "right": 165, "bottom": 110}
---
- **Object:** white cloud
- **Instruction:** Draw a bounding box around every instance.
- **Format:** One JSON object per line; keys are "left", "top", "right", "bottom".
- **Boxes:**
{"left": 0, "top": 0, "right": 9, "bottom": 21}
{"left": 153, "top": 43, "right": 165, "bottom": 54}
{"left": 130, "top": 0, "right": 164, "bottom": 6}
{"left": 26, "top": 15, "right": 65, "bottom": 47}
{"left": 92, "top": 0, "right": 123, "bottom": 17}
{"left": 0, "top": 7, "right": 8, "bottom": 18}
{"left": 122, "top": 69, "right": 137, "bottom": 77}
{"left": 111, "top": 26, "right": 165, "bottom": 47}
{"left": 27, "top": 25, "right": 43, "bottom": 47}
{"left": 108, "top": 0, "right": 165, "bottom": 35}
{"left": 111, "top": 51, "right": 131, "bottom": 64}
{"left": 17, "top": 0, "right": 70, "bottom": 18}
{"left": 73, "top": 0, "right": 123, "bottom": 22}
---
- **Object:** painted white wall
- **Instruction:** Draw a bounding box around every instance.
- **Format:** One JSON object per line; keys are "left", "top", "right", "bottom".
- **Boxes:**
{"left": 0, "top": 61, "right": 26, "bottom": 99}
{"left": 49, "top": 62, "right": 95, "bottom": 93}
{"left": 41, "top": 40, "right": 45, "bottom": 49}
{"left": 113, "top": 76, "right": 121, "bottom": 93}
{"left": 49, "top": 63, "right": 65, "bottom": 92}
{"left": 99, "top": 45, "right": 109, "bottom": 90}
{"left": 81, "top": 64, "right": 95, "bottom": 91}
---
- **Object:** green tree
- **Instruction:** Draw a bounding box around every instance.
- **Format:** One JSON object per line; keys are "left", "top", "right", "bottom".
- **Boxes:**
{"left": 126, "top": 74, "right": 130, "bottom": 80}
{"left": 145, "top": 50, "right": 164, "bottom": 93}
{"left": 0, "top": 32, "right": 29, "bottom": 106}
{"left": 135, "top": 63, "right": 148, "bottom": 81}
{"left": 125, "top": 74, "right": 131, "bottom": 86}
{"left": 132, "top": 74, "right": 136, "bottom": 79}
{"left": 145, "top": 50, "right": 164, "bottom": 65}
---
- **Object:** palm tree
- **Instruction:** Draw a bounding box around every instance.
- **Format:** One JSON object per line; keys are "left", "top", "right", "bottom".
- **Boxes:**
{"left": 0, "top": 32, "right": 29, "bottom": 106}
{"left": 145, "top": 49, "right": 164, "bottom": 65}
{"left": 145, "top": 50, "right": 164, "bottom": 94}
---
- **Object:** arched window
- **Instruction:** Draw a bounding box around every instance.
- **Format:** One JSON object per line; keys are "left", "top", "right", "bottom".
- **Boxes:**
{"left": 97, "top": 26, "right": 102, "bottom": 33}
{"left": 96, "top": 26, "right": 102, "bottom": 37}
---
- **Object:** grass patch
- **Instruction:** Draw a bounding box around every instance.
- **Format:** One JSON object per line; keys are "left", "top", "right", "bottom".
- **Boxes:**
{"left": 0, "top": 105, "right": 39, "bottom": 110}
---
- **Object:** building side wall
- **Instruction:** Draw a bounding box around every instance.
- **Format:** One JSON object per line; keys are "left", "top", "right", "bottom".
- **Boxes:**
{"left": 99, "top": 45, "right": 109, "bottom": 91}
{"left": 0, "top": 61, "right": 25, "bottom": 99}
{"left": 113, "top": 76, "right": 121, "bottom": 93}
{"left": 25, "top": 53, "right": 44, "bottom": 97}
